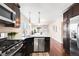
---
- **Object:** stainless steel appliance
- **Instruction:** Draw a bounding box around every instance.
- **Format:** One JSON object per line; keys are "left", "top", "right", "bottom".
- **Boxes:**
{"left": 70, "top": 15, "right": 79, "bottom": 47}
{"left": 69, "top": 15, "right": 79, "bottom": 55}
{"left": 0, "top": 39, "right": 23, "bottom": 56}
{"left": 34, "top": 38, "right": 45, "bottom": 52}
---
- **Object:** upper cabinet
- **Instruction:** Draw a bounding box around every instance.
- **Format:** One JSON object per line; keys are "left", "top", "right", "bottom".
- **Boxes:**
{"left": 72, "top": 4, "right": 79, "bottom": 17}
{"left": 0, "top": 3, "right": 20, "bottom": 28}
{"left": 64, "top": 3, "right": 79, "bottom": 18}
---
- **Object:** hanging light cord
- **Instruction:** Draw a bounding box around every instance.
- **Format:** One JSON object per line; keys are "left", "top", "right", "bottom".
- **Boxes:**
{"left": 38, "top": 12, "right": 40, "bottom": 23}
{"left": 29, "top": 11, "right": 31, "bottom": 23}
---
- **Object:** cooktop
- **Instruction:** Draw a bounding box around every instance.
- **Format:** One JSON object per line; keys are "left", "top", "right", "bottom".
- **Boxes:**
{"left": 0, "top": 39, "right": 21, "bottom": 52}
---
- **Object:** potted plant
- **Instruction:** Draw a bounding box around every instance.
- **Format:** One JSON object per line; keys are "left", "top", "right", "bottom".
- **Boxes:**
{"left": 8, "top": 32, "right": 17, "bottom": 39}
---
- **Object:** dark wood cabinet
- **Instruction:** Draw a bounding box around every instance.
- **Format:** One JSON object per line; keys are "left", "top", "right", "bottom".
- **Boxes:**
{"left": 63, "top": 3, "right": 79, "bottom": 55}
{"left": 22, "top": 37, "right": 50, "bottom": 56}
{"left": 22, "top": 37, "right": 34, "bottom": 55}
{"left": 15, "top": 6, "right": 20, "bottom": 28}
{"left": 63, "top": 23, "right": 70, "bottom": 52}
{"left": 63, "top": 9, "right": 71, "bottom": 52}
{"left": 23, "top": 37, "right": 34, "bottom": 52}
{"left": 45, "top": 37, "right": 50, "bottom": 52}
{"left": 4, "top": 3, "right": 20, "bottom": 27}
{"left": 72, "top": 4, "right": 79, "bottom": 17}
{"left": 5, "top": 3, "right": 20, "bottom": 12}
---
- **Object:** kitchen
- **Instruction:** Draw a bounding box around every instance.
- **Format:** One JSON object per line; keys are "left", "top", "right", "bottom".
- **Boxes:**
{"left": 1, "top": 3, "right": 78, "bottom": 56}
{"left": 0, "top": 3, "right": 50, "bottom": 56}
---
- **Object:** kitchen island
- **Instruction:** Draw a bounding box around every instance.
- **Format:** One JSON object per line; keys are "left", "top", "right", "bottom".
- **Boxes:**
{"left": 22, "top": 36, "right": 50, "bottom": 56}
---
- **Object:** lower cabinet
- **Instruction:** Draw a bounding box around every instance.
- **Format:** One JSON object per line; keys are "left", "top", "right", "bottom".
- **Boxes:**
{"left": 45, "top": 37, "right": 50, "bottom": 52}
{"left": 22, "top": 37, "right": 34, "bottom": 56}
{"left": 22, "top": 37, "right": 50, "bottom": 56}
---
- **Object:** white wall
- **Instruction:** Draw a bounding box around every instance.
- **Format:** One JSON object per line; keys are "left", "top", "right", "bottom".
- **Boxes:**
{"left": 49, "top": 15, "right": 63, "bottom": 43}
{"left": 14, "top": 14, "right": 30, "bottom": 39}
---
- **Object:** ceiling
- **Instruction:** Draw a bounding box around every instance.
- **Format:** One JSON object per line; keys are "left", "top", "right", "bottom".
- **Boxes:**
{"left": 20, "top": 3, "right": 73, "bottom": 25}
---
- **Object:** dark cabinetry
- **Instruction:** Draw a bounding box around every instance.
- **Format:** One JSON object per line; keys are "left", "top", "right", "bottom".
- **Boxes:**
{"left": 3, "top": 3, "right": 20, "bottom": 27}
{"left": 72, "top": 4, "right": 79, "bottom": 17}
{"left": 63, "top": 3, "right": 79, "bottom": 55}
{"left": 22, "top": 37, "right": 50, "bottom": 56}
{"left": 45, "top": 37, "right": 50, "bottom": 52}
{"left": 5, "top": 3, "right": 20, "bottom": 27}
{"left": 22, "top": 38, "right": 34, "bottom": 56}
{"left": 63, "top": 8, "right": 72, "bottom": 53}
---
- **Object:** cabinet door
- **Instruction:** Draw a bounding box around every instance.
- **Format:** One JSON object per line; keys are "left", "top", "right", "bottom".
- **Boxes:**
{"left": 23, "top": 38, "right": 34, "bottom": 53}
{"left": 45, "top": 37, "right": 50, "bottom": 52}
{"left": 72, "top": 4, "right": 79, "bottom": 17}
{"left": 27, "top": 38, "right": 34, "bottom": 52}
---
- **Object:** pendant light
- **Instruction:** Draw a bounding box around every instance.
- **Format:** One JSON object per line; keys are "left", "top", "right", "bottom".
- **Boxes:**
{"left": 37, "top": 12, "right": 41, "bottom": 30}
{"left": 38, "top": 11, "right": 40, "bottom": 24}
{"left": 29, "top": 11, "right": 31, "bottom": 24}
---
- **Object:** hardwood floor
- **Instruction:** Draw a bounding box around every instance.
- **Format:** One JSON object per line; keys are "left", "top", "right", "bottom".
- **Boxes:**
{"left": 32, "top": 52, "right": 49, "bottom": 56}
{"left": 31, "top": 38, "right": 70, "bottom": 56}
{"left": 49, "top": 38, "right": 70, "bottom": 56}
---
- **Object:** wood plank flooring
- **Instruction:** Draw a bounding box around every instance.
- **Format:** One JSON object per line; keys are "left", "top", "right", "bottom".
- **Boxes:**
{"left": 32, "top": 52, "right": 49, "bottom": 56}
{"left": 50, "top": 38, "right": 63, "bottom": 56}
